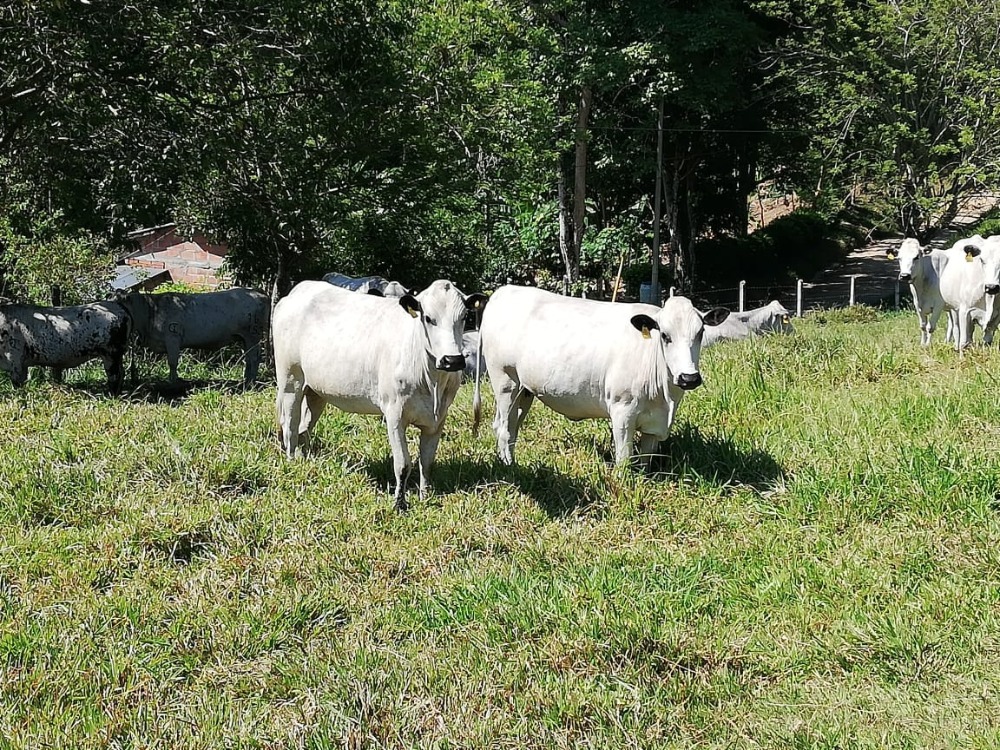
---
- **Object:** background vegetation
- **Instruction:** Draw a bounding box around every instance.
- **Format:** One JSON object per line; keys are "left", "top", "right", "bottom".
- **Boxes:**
{"left": 2, "top": 0, "right": 1000, "bottom": 303}
{"left": 2, "top": 310, "right": 1000, "bottom": 747}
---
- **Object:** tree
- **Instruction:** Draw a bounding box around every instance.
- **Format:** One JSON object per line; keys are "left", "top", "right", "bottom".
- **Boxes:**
{"left": 757, "top": 0, "right": 1000, "bottom": 239}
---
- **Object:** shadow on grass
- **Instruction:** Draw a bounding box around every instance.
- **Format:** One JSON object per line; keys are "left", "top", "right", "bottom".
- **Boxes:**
{"left": 362, "top": 455, "right": 602, "bottom": 519}
{"left": 648, "top": 424, "right": 784, "bottom": 490}
{"left": 58, "top": 377, "right": 272, "bottom": 405}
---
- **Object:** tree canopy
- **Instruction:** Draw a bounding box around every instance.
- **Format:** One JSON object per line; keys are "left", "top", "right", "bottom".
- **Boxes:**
{"left": 2, "top": 0, "right": 998, "bottom": 302}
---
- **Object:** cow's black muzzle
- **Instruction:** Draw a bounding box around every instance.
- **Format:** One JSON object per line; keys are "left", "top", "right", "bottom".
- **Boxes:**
{"left": 986, "top": 284, "right": 1000, "bottom": 296}
{"left": 437, "top": 354, "right": 466, "bottom": 372}
{"left": 899, "top": 273, "right": 912, "bottom": 283}
{"left": 676, "top": 372, "right": 703, "bottom": 390}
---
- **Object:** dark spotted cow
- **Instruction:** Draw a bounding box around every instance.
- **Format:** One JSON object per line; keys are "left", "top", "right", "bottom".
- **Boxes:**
{"left": 0, "top": 301, "right": 131, "bottom": 391}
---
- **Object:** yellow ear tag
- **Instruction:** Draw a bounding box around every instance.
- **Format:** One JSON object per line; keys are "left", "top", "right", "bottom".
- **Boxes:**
{"left": 641, "top": 326, "right": 651, "bottom": 339}
{"left": 406, "top": 306, "right": 419, "bottom": 318}
{"left": 782, "top": 315, "right": 790, "bottom": 324}
{"left": 966, "top": 251, "right": 975, "bottom": 262}
{"left": 474, "top": 300, "right": 482, "bottom": 310}
{"left": 887, "top": 252, "right": 896, "bottom": 260}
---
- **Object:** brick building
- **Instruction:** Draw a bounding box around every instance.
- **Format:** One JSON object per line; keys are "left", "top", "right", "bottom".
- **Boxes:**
{"left": 114, "top": 223, "right": 231, "bottom": 291}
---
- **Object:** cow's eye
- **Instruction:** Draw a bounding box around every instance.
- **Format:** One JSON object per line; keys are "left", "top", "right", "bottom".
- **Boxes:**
{"left": 661, "top": 332, "right": 672, "bottom": 343}
{"left": 424, "top": 316, "right": 437, "bottom": 326}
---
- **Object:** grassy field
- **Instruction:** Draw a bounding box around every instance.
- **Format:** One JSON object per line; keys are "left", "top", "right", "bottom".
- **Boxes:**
{"left": 2, "top": 307, "right": 1000, "bottom": 748}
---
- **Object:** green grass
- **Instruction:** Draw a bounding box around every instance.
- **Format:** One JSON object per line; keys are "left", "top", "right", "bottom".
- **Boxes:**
{"left": 2, "top": 309, "right": 1000, "bottom": 748}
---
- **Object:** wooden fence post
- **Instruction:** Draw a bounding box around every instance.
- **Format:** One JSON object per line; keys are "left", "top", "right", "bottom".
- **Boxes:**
{"left": 738, "top": 280, "right": 746, "bottom": 313}
{"left": 796, "top": 279, "right": 804, "bottom": 317}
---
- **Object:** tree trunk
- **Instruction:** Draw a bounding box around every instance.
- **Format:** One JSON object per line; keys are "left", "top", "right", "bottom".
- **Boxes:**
{"left": 570, "top": 85, "right": 591, "bottom": 288}
{"left": 557, "top": 154, "right": 573, "bottom": 295}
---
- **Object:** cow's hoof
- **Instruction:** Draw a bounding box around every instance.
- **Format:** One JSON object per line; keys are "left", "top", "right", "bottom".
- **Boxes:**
{"left": 394, "top": 496, "right": 410, "bottom": 513}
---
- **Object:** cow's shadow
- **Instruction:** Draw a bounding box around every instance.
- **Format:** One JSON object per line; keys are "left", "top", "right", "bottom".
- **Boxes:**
{"left": 61, "top": 377, "right": 269, "bottom": 405}
{"left": 361, "top": 455, "right": 602, "bottom": 519}
{"left": 642, "top": 424, "right": 785, "bottom": 489}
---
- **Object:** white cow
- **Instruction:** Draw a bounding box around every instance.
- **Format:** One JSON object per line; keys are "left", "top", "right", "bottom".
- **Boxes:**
{"left": 0, "top": 300, "right": 131, "bottom": 391}
{"left": 273, "top": 279, "right": 487, "bottom": 511}
{"left": 702, "top": 301, "right": 793, "bottom": 348}
{"left": 734, "top": 301, "right": 795, "bottom": 335}
{"left": 117, "top": 287, "right": 270, "bottom": 385}
{"left": 702, "top": 315, "right": 751, "bottom": 348}
{"left": 939, "top": 235, "right": 1000, "bottom": 350}
{"left": 886, "top": 238, "right": 952, "bottom": 345}
{"left": 475, "top": 286, "right": 729, "bottom": 466}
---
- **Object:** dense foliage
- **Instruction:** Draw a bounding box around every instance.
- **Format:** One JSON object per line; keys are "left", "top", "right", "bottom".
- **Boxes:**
{"left": 1, "top": 0, "right": 998, "bottom": 302}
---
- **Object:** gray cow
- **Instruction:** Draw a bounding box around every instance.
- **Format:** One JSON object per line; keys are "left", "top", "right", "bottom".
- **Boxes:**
{"left": 117, "top": 288, "right": 269, "bottom": 385}
{"left": 0, "top": 300, "right": 131, "bottom": 392}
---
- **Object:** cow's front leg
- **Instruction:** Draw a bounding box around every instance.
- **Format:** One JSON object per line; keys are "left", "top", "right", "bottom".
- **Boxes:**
{"left": 609, "top": 405, "right": 639, "bottom": 466}
{"left": 385, "top": 413, "right": 412, "bottom": 512}
{"left": 417, "top": 427, "right": 444, "bottom": 502}
{"left": 637, "top": 433, "right": 661, "bottom": 471}
{"left": 102, "top": 355, "right": 125, "bottom": 394}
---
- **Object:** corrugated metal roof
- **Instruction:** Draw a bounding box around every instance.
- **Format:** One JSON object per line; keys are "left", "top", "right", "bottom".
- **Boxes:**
{"left": 110, "top": 265, "right": 170, "bottom": 290}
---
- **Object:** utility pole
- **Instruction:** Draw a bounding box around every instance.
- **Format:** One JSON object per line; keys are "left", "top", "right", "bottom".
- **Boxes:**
{"left": 650, "top": 98, "right": 664, "bottom": 303}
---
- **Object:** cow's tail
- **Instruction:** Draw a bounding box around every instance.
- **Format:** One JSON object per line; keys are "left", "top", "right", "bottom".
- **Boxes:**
{"left": 472, "top": 321, "right": 484, "bottom": 438}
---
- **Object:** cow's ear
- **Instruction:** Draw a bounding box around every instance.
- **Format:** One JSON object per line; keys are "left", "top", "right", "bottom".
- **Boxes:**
{"left": 366, "top": 288, "right": 385, "bottom": 297}
{"left": 630, "top": 314, "right": 659, "bottom": 339}
{"left": 965, "top": 244, "right": 981, "bottom": 262}
{"left": 701, "top": 307, "right": 730, "bottom": 327}
{"left": 464, "top": 293, "right": 488, "bottom": 311}
{"left": 400, "top": 294, "right": 421, "bottom": 318}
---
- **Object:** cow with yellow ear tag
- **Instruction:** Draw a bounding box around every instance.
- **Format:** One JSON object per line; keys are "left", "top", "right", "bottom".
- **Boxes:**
{"left": 939, "top": 235, "right": 1000, "bottom": 350}
{"left": 475, "top": 285, "right": 728, "bottom": 468}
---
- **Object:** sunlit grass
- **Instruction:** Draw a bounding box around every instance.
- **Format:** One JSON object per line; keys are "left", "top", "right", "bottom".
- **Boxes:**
{"left": 1, "top": 309, "right": 1000, "bottom": 747}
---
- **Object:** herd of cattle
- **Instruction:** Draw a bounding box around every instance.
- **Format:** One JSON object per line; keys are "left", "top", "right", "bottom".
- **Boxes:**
{"left": 888, "top": 233, "right": 1000, "bottom": 348}
{"left": 18, "top": 231, "right": 996, "bottom": 511}
{"left": 4, "top": 226, "right": 991, "bottom": 509}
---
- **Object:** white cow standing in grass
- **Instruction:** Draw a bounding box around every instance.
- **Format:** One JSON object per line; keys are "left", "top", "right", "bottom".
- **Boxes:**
{"left": 887, "top": 238, "right": 953, "bottom": 345}
{"left": 475, "top": 285, "right": 728, "bottom": 466}
{"left": 273, "top": 279, "right": 487, "bottom": 511}
{"left": 939, "top": 235, "right": 1000, "bottom": 350}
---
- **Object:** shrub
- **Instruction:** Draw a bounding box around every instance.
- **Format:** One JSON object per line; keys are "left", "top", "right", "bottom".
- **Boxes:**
{"left": 622, "top": 262, "right": 671, "bottom": 297}
{"left": 972, "top": 208, "right": 1000, "bottom": 238}
{"left": 696, "top": 210, "right": 848, "bottom": 285}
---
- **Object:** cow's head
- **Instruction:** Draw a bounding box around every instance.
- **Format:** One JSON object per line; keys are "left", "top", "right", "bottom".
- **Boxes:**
{"left": 399, "top": 280, "right": 487, "bottom": 372}
{"left": 113, "top": 290, "right": 152, "bottom": 336}
{"left": 888, "top": 238, "right": 925, "bottom": 283}
{"left": 769, "top": 301, "right": 795, "bottom": 334}
{"left": 630, "top": 296, "right": 728, "bottom": 391}
{"left": 966, "top": 237, "right": 1000, "bottom": 295}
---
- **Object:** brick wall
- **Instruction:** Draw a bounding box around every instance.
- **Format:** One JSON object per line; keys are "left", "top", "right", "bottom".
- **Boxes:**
{"left": 127, "top": 226, "right": 231, "bottom": 289}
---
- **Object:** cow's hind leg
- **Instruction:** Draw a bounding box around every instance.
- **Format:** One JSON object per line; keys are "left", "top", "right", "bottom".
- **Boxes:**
{"left": 276, "top": 368, "right": 306, "bottom": 459}
{"left": 297, "top": 387, "right": 327, "bottom": 453}
{"left": 165, "top": 336, "right": 183, "bottom": 383}
{"left": 243, "top": 340, "right": 262, "bottom": 386}
{"left": 492, "top": 371, "right": 533, "bottom": 466}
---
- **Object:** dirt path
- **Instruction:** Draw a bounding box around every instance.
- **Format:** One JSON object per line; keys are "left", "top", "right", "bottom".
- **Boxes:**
{"left": 804, "top": 194, "right": 1000, "bottom": 309}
